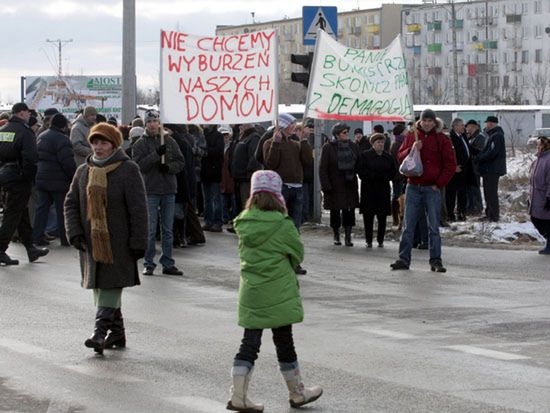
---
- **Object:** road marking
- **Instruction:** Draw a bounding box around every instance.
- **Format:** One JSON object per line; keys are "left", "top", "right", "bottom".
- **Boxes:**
{"left": 167, "top": 396, "right": 227, "bottom": 412}
{"left": 64, "top": 365, "right": 144, "bottom": 382}
{"left": 0, "top": 338, "right": 48, "bottom": 354}
{"left": 358, "top": 327, "right": 416, "bottom": 339}
{"left": 445, "top": 345, "right": 530, "bottom": 360}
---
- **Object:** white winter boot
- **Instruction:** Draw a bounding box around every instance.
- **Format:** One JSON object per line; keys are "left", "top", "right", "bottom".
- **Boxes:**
{"left": 227, "top": 366, "right": 264, "bottom": 412}
{"left": 280, "top": 362, "right": 323, "bottom": 408}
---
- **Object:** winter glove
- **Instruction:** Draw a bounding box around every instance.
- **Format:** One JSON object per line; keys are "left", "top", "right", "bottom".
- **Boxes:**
{"left": 545, "top": 198, "right": 550, "bottom": 211}
{"left": 158, "top": 163, "right": 170, "bottom": 173}
{"left": 157, "top": 144, "right": 167, "bottom": 156}
{"left": 70, "top": 235, "right": 86, "bottom": 252}
{"left": 130, "top": 249, "right": 145, "bottom": 260}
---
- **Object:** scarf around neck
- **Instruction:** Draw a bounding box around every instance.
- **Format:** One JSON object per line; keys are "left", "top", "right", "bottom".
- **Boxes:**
{"left": 336, "top": 140, "right": 357, "bottom": 181}
{"left": 86, "top": 160, "right": 123, "bottom": 264}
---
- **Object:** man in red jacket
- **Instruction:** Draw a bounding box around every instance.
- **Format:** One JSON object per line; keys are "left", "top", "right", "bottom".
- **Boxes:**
{"left": 390, "top": 109, "right": 457, "bottom": 272}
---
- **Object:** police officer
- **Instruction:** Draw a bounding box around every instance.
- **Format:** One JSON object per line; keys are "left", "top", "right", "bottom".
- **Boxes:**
{"left": 0, "top": 103, "right": 49, "bottom": 265}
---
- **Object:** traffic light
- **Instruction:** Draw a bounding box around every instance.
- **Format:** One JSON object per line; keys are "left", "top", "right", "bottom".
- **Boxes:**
{"left": 290, "top": 52, "right": 314, "bottom": 87}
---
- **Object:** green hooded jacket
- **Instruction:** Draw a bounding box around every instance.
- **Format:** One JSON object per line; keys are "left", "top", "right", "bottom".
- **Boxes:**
{"left": 234, "top": 207, "right": 304, "bottom": 329}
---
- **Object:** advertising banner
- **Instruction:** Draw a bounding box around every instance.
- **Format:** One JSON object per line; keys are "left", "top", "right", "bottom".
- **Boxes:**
{"left": 24, "top": 75, "right": 122, "bottom": 119}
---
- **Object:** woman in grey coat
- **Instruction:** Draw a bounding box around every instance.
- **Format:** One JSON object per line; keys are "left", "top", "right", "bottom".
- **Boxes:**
{"left": 64, "top": 123, "right": 148, "bottom": 354}
{"left": 529, "top": 136, "right": 550, "bottom": 254}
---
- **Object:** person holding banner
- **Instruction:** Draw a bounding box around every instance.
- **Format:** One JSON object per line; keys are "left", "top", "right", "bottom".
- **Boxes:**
{"left": 132, "top": 111, "right": 185, "bottom": 276}
{"left": 319, "top": 122, "right": 360, "bottom": 247}
{"left": 390, "top": 109, "right": 457, "bottom": 273}
{"left": 263, "top": 113, "right": 313, "bottom": 275}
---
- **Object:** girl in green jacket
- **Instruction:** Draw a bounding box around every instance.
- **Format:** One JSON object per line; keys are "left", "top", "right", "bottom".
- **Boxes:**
{"left": 227, "top": 170, "right": 322, "bottom": 413}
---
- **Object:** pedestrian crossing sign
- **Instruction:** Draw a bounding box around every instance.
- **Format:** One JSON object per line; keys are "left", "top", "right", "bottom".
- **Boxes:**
{"left": 303, "top": 6, "right": 338, "bottom": 46}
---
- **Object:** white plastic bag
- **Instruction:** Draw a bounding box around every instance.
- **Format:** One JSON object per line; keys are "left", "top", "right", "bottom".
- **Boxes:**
{"left": 399, "top": 146, "right": 423, "bottom": 177}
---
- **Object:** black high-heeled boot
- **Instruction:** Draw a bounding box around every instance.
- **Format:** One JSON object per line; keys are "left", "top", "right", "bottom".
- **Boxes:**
{"left": 104, "top": 308, "right": 126, "bottom": 349}
{"left": 84, "top": 307, "right": 115, "bottom": 355}
{"left": 333, "top": 228, "right": 341, "bottom": 245}
{"left": 344, "top": 227, "right": 353, "bottom": 247}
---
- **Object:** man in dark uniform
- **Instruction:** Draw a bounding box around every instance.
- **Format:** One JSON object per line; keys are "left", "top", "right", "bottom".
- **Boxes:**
{"left": 0, "top": 103, "right": 49, "bottom": 265}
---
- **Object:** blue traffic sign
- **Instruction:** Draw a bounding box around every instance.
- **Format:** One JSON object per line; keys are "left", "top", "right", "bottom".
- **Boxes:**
{"left": 303, "top": 6, "right": 338, "bottom": 46}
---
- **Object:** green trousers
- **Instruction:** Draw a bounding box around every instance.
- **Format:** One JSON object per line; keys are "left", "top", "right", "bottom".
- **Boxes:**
{"left": 93, "top": 288, "right": 122, "bottom": 309}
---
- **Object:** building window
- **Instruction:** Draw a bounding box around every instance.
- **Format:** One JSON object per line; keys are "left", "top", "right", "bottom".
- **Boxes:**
{"left": 535, "top": 0, "right": 542, "bottom": 13}
{"left": 535, "top": 25, "right": 543, "bottom": 38}
{"left": 536, "top": 49, "right": 543, "bottom": 63}
{"left": 522, "top": 26, "right": 530, "bottom": 39}
{"left": 522, "top": 2, "right": 529, "bottom": 14}
{"left": 503, "top": 51, "right": 508, "bottom": 63}
{"left": 522, "top": 50, "right": 529, "bottom": 63}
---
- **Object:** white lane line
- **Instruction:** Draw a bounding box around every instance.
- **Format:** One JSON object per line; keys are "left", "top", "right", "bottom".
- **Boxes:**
{"left": 167, "top": 396, "right": 228, "bottom": 412}
{"left": 0, "top": 338, "right": 48, "bottom": 354}
{"left": 64, "top": 365, "right": 144, "bottom": 383}
{"left": 445, "top": 345, "right": 530, "bottom": 360}
{"left": 358, "top": 327, "right": 416, "bottom": 339}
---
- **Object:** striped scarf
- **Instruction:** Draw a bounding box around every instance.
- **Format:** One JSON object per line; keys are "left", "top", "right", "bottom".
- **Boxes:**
{"left": 86, "top": 161, "right": 122, "bottom": 264}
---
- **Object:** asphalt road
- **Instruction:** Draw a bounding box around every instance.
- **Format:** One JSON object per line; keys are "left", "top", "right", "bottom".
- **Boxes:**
{"left": 0, "top": 228, "right": 549, "bottom": 412}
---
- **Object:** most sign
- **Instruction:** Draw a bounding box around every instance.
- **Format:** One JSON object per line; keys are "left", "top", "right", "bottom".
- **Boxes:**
{"left": 305, "top": 30, "right": 413, "bottom": 121}
{"left": 160, "top": 30, "right": 278, "bottom": 124}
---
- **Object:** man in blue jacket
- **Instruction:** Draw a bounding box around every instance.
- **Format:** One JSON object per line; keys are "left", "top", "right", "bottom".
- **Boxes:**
{"left": 0, "top": 103, "right": 49, "bottom": 265}
{"left": 478, "top": 116, "right": 507, "bottom": 222}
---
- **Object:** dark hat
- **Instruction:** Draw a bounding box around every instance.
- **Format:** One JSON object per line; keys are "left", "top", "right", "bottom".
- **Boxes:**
{"left": 12, "top": 102, "right": 29, "bottom": 114}
{"left": 96, "top": 114, "right": 107, "bottom": 123}
{"left": 485, "top": 115, "right": 498, "bottom": 123}
{"left": 393, "top": 124, "right": 406, "bottom": 136}
{"left": 331, "top": 122, "right": 350, "bottom": 137}
{"left": 373, "top": 124, "right": 385, "bottom": 133}
{"left": 465, "top": 119, "right": 479, "bottom": 127}
{"left": 420, "top": 108, "right": 437, "bottom": 121}
{"left": 107, "top": 117, "right": 118, "bottom": 126}
{"left": 28, "top": 116, "right": 39, "bottom": 127}
{"left": 304, "top": 118, "right": 314, "bottom": 128}
{"left": 44, "top": 107, "right": 59, "bottom": 118}
{"left": 51, "top": 113, "right": 68, "bottom": 129}
{"left": 88, "top": 123, "right": 123, "bottom": 148}
{"left": 370, "top": 133, "right": 386, "bottom": 144}
{"left": 354, "top": 128, "right": 363, "bottom": 135}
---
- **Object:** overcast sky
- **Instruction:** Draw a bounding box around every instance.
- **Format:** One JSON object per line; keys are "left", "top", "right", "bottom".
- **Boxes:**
{"left": 0, "top": 0, "right": 420, "bottom": 104}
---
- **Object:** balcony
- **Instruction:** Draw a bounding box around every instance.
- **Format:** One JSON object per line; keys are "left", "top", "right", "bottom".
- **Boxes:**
{"left": 427, "top": 21, "right": 442, "bottom": 31}
{"left": 351, "top": 26, "right": 362, "bottom": 35}
{"left": 407, "top": 24, "right": 422, "bottom": 33}
{"left": 452, "top": 42, "right": 464, "bottom": 51}
{"left": 427, "top": 43, "right": 442, "bottom": 53}
{"left": 472, "top": 42, "right": 484, "bottom": 50}
{"left": 450, "top": 19, "right": 464, "bottom": 29}
{"left": 412, "top": 46, "right": 421, "bottom": 55}
{"left": 506, "top": 14, "right": 522, "bottom": 24}
{"left": 427, "top": 67, "right": 442, "bottom": 75}
{"left": 367, "top": 24, "right": 380, "bottom": 34}
{"left": 484, "top": 40, "right": 498, "bottom": 49}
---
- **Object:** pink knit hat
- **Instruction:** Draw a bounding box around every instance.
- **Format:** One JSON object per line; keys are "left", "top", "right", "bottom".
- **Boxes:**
{"left": 250, "top": 170, "right": 286, "bottom": 208}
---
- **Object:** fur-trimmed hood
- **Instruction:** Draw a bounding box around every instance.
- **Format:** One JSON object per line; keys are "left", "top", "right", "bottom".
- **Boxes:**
{"left": 414, "top": 117, "right": 445, "bottom": 134}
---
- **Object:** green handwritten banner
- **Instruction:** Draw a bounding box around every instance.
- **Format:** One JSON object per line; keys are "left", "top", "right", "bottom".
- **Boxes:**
{"left": 305, "top": 30, "right": 414, "bottom": 121}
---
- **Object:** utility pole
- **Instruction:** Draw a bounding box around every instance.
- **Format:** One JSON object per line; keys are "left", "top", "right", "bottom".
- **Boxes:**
{"left": 485, "top": 0, "right": 490, "bottom": 104}
{"left": 450, "top": 0, "right": 459, "bottom": 104}
{"left": 46, "top": 38, "right": 73, "bottom": 77}
{"left": 122, "top": 0, "right": 136, "bottom": 124}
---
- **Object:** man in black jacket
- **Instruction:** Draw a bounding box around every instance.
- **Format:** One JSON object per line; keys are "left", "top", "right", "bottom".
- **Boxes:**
{"left": 231, "top": 123, "right": 262, "bottom": 210}
{"left": 32, "top": 113, "right": 76, "bottom": 246}
{"left": 201, "top": 125, "right": 225, "bottom": 232}
{"left": 446, "top": 118, "right": 471, "bottom": 221}
{"left": 478, "top": 116, "right": 507, "bottom": 222}
{"left": 0, "top": 103, "right": 49, "bottom": 265}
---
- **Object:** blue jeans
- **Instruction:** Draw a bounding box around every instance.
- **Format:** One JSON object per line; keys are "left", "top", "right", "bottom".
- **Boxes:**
{"left": 145, "top": 194, "right": 175, "bottom": 269}
{"left": 398, "top": 184, "right": 442, "bottom": 265}
{"left": 202, "top": 182, "right": 223, "bottom": 227}
{"left": 282, "top": 185, "right": 303, "bottom": 230}
{"left": 32, "top": 190, "right": 68, "bottom": 244}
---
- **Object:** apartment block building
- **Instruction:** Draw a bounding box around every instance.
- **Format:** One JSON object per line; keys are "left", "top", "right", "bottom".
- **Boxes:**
{"left": 403, "top": 0, "right": 550, "bottom": 105}
{"left": 216, "top": 5, "right": 403, "bottom": 104}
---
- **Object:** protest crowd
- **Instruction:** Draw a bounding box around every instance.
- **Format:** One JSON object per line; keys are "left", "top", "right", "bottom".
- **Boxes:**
{"left": 1, "top": 99, "right": 550, "bottom": 411}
